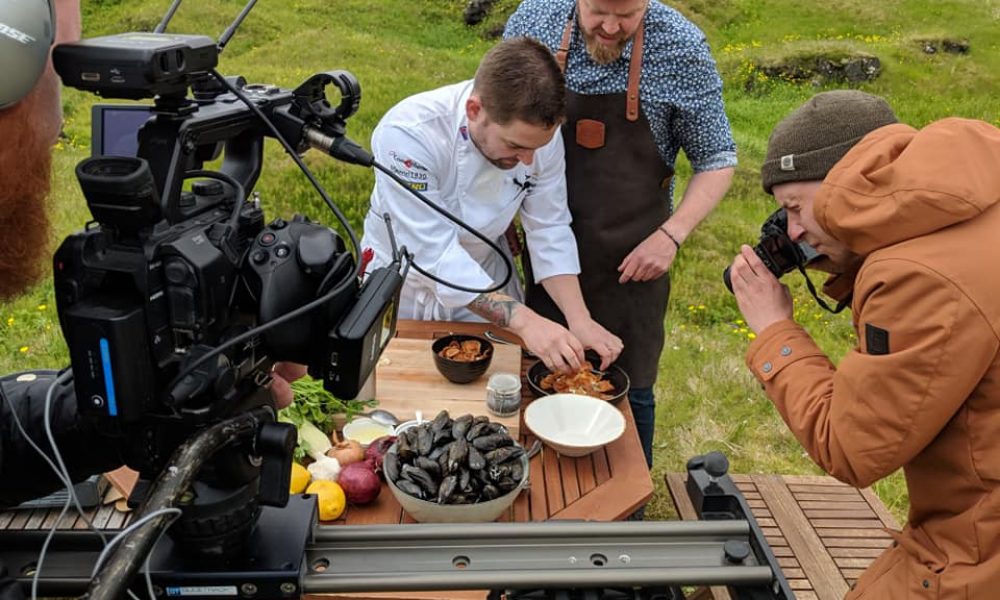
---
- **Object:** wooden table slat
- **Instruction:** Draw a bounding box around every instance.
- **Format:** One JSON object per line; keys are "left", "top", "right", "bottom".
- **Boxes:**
{"left": 803, "top": 508, "right": 878, "bottom": 520}
{"left": 811, "top": 519, "right": 885, "bottom": 529}
{"left": 794, "top": 492, "right": 867, "bottom": 503}
{"left": 860, "top": 486, "right": 901, "bottom": 529}
{"left": 817, "top": 528, "right": 892, "bottom": 538}
{"left": 823, "top": 537, "right": 893, "bottom": 549}
{"left": 788, "top": 484, "right": 858, "bottom": 495}
{"left": 835, "top": 557, "right": 879, "bottom": 568}
{"left": 558, "top": 454, "right": 583, "bottom": 505}
{"left": 798, "top": 500, "right": 871, "bottom": 510}
{"left": 526, "top": 448, "right": 548, "bottom": 520}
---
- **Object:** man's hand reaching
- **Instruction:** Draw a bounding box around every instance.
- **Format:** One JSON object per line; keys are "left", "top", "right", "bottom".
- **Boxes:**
{"left": 568, "top": 318, "right": 623, "bottom": 370}
{"left": 269, "top": 362, "right": 307, "bottom": 410}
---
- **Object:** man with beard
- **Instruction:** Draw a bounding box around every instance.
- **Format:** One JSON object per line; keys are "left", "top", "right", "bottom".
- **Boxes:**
{"left": 0, "top": 0, "right": 78, "bottom": 301}
{"left": 505, "top": 0, "right": 737, "bottom": 469}
{"left": 360, "top": 36, "right": 623, "bottom": 373}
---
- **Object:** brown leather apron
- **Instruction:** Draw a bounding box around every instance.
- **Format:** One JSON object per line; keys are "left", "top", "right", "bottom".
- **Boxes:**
{"left": 524, "top": 16, "right": 673, "bottom": 388}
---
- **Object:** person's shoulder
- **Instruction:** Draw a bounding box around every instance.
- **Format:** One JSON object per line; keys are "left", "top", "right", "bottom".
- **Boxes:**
{"left": 376, "top": 81, "right": 470, "bottom": 140}
{"left": 645, "top": 2, "right": 709, "bottom": 50}
{"left": 505, "top": 0, "right": 574, "bottom": 38}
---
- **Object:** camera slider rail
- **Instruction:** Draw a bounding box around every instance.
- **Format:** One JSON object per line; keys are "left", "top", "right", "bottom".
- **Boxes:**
{"left": 0, "top": 452, "right": 792, "bottom": 600}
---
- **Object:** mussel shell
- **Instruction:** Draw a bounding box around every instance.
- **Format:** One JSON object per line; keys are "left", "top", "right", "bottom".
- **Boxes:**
{"left": 402, "top": 464, "right": 439, "bottom": 496}
{"left": 383, "top": 451, "right": 401, "bottom": 482}
{"left": 437, "top": 475, "right": 458, "bottom": 504}
{"left": 396, "top": 479, "right": 425, "bottom": 499}
{"left": 415, "top": 456, "right": 442, "bottom": 478}
{"left": 452, "top": 414, "right": 473, "bottom": 440}
{"left": 467, "top": 446, "right": 486, "bottom": 471}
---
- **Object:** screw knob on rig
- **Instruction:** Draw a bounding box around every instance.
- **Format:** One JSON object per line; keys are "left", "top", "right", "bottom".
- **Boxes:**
{"left": 703, "top": 451, "right": 730, "bottom": 479}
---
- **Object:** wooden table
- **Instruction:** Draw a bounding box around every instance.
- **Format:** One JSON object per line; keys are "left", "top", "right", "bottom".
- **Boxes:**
{"left": 0, "top": 320, "right": 652, "bottom": 530}
{"left": 666, "top": 472, "right": 900, "bottom": 600}
{"left": 337, "top": 319, "right": 653, "bottom": 525}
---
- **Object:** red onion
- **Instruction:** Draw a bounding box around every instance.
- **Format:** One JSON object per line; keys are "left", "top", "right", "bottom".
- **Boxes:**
{"left": 338, "top": 460, "right": 381, "bottom": 505}
{"left": 365, "top": 435, "right": 396, "bottom": 473}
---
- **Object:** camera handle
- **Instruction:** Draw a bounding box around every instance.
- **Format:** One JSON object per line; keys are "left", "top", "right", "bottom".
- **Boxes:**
{"left": 87, "top": 406, "right": 284, "bottom": 600}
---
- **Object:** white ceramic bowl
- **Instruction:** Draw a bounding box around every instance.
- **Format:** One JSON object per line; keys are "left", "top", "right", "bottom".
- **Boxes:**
{"left": 342, "top": 417, "right": 395, "bottom": 448}
{"left": 523, "top": 393, "right": 626, "bottom": 457}
{"left": 384, "top": 446, "right": 529, "bottom": 523}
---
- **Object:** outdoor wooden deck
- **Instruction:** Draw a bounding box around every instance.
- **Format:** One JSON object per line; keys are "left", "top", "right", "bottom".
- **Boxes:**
{"left": 666, "top": 472, "right": 900, "bottom": 600}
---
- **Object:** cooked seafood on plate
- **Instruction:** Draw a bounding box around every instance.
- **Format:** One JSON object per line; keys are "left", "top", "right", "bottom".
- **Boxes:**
{"left": 538, "top": 362, "right": 616, "bottom": 400}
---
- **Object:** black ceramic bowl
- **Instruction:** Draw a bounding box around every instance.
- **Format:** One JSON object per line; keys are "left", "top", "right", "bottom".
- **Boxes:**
{"left": 432, "top": 334, "right": 494, "bottom": 384}
{"left": 526, "top": 350, "right": 630, "bottom": 403}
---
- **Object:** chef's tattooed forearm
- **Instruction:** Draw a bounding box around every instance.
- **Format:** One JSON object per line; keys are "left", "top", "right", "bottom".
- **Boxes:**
{"left": 468, "top": 293, "right": 519, "bottom": 327}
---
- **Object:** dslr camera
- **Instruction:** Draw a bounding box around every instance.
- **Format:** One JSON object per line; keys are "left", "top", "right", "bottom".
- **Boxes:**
{"left": 723, "top": 208, "right": 819, "bottom": 293}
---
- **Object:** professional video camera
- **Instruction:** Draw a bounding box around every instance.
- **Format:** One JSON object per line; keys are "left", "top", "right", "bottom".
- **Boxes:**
{"left": 48, "top": 9, "right": 404, "bottom": 568}
{"left": 722, "top": 209, "right": 819, "bottom": 294}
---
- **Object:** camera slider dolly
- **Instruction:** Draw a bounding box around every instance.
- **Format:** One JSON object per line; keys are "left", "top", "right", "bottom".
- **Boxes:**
{"left": 0, "top": 452, "right": 792, "bottom": 600}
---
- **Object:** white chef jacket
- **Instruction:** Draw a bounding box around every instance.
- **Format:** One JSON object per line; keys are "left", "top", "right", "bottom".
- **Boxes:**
{"left": 360, "top": 80, "right": 580, "bottom": 322}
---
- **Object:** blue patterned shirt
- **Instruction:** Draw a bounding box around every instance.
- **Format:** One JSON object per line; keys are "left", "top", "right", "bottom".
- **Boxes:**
{"left": 504, "top": 0, "right": 737, "bottom": 179}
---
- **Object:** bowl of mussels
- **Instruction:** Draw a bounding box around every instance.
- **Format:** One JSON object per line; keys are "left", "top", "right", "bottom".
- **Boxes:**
{"left": 382, "top": 410, "right": 528, "bottom": 523}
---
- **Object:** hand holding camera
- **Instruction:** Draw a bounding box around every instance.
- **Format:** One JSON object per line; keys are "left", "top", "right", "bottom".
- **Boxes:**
{"left": 728, "top": 244, "right": 795, "bottom": 334}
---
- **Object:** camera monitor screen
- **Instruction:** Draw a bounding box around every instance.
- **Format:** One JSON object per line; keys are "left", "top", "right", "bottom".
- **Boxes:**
{"left": 90, "top": 104, "right": 154, "bottom": 157}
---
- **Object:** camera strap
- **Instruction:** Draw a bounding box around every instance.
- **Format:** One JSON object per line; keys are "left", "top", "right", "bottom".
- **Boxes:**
{"left": 798, "top": 264, "right": 850, "bottom": 314}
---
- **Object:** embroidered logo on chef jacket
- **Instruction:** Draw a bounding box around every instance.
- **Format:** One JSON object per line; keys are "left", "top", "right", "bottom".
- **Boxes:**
{"left": 459, "top": 125, "right": 469, "bottom": 141}
{"left": 386, "top": 149, "right": 431, "bottom": 191}
{"left": 389, "top": 151, "right": 428, "bottom": 172}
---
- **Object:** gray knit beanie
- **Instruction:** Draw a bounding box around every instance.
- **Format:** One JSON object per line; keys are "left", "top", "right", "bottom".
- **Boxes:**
{"left": 761, "top": 90, "right": 898, "bottom": 194}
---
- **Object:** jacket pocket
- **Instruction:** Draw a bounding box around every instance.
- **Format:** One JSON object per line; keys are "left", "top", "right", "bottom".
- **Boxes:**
{"left": 848, "top": 546, "right": 947, "bottom": 600}
{"left": 849, "top": 547, "right": 907, "bottom": 600}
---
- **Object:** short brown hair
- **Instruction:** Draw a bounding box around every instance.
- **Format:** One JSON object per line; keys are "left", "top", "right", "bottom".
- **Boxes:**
{"left": 473, "top": 37, "right": 566, "bottom": 128}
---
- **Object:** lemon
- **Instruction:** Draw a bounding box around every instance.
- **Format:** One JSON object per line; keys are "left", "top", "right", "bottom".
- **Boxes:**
{"left": 306, "top": 480, "right": 347, "bottom": 521}
{"left": 289, "top": 462, "right": 311, "bottom": 494}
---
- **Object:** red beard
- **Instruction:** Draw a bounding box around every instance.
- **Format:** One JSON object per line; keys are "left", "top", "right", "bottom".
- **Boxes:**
{"left": 0, "top": 71, "right": 57, "bottom": 300}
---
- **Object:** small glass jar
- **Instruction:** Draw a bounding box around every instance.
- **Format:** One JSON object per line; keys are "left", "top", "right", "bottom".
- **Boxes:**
{"left": 485, "top": 372, "right": 521, "bottom": 417}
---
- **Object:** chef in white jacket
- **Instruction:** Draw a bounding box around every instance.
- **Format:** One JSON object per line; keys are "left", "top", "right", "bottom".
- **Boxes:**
{"left": 361, "top": 37, "right": 622, "bottom": 372}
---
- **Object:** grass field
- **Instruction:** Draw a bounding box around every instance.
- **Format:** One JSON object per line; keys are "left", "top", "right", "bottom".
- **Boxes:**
{"left": 3, "top": 0, "right": 999, "bottom": 523}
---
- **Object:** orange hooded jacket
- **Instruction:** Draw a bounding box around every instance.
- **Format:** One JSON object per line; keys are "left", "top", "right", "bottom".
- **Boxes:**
{"left": 747, "top": 117, "right": 1000, "bottom": 599}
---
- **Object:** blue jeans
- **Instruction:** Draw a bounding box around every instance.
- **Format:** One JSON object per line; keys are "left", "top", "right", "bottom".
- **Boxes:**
{"left": 628, "top": 387, "right": 654, "bottom": 468}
